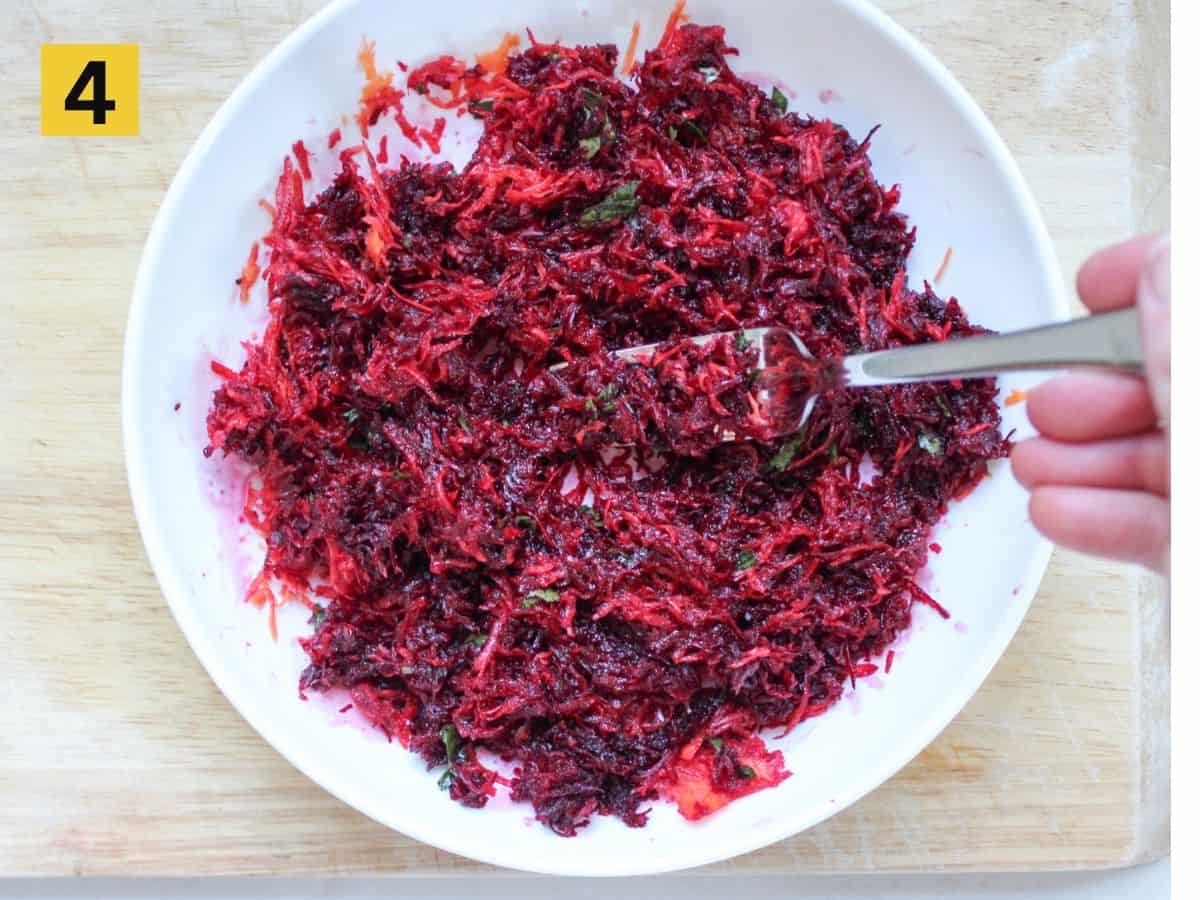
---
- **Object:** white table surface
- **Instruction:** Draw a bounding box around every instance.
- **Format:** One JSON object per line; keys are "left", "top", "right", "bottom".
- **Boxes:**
{"left": 0, "top": 858, "right": 1169, "bottom": 899}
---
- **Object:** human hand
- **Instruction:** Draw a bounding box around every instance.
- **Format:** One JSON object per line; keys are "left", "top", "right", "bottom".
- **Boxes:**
{"left": 1011, "top": 234, "right": 1170, "bottom": 575}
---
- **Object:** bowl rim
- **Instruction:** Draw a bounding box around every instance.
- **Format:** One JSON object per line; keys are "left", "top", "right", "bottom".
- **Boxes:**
{"left": 122, "top": 0, "right": 1066, "bottom": 876}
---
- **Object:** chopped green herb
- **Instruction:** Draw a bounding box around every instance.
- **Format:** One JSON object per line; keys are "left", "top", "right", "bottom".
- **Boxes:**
{"left": 468, "top": 98, "right": 494, "bottom": 115}
{"left": 308, "top": 607, "right": 326, "bottom": 626}
{"left": 918, "top": 432, "right": 944, "bottom": 455}
{"left": 343, "top": 408, "right": 361, "bottom": 424}
{"left": 437, "top": 768, "right": 454, "bottom": 790}
{"left": 747, "top": 368, "right": 761, "bottom": 386}
{"left": 734, "top": 330, "right": 751, "bottom": 352}
{"left": 522, "top": 588, "right": 560, "bottom": 608}
{"left": 936, "top": 396, "right": 954, "bottom": 418}
{"left": 464, "top": 633, "right": 487, "bottom": 648}
{"left": 707, "top": 736, "right": 724, "bottom": 753}
{"left": 584, "top": 397, "right": 598, "bottom": 418}
{"left": 668, "top": 124, "right": 678, "bottom": 141}
{"left": 580, "top": 88, "right": 604, "bottom": 109}
{"left": 770, "top": 86, "right": 789, "bottom": 114}
{"left": 579, "top": 135, "right": 603, "bottom": 158}
{"left": 736, "top": 549, "right": 757, "bottom": 570}
{"left": 699, "top": 65, "right": 720, "bottom": 83}
{"left": 579, "top": 181, "right": 641, "bottom": 226}
{"left": 514, "top": 515, "right": 535, "bottom": 528}
{"left": 391, "top": 469, "right": 410, "bottom": 480}
{"left": 581, "top": 505, "right": 604, "bottom": 526}
{"left": 680, "top": 119, "right": 707, "bottom": 142}
{"left": 546, "top": 52, "right": 561, "bottom": 61}
{"left": 440, "top": 723, "right": 461, "bottom": 762}
{"left": 458, "top": 415, "right": 471, "bottom": 433}
{"left": 737, "top": 764, "right": 756, "bottom": 779}
{"left": 769, "top": 430, "right": 807, "bottom": 472}
{"left": 598, "top": 382, "right": 618, "bottom": 412}
{"left": 828, "top": 441, "right": 840, "bottom": 462}
{"left": 579, "top": 105, "right": 618, "bottom": 161}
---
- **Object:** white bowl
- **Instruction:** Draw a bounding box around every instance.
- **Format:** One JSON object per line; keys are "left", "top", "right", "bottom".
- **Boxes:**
{"left": 123, "top": 0, "right": 1066, "bottom": 876}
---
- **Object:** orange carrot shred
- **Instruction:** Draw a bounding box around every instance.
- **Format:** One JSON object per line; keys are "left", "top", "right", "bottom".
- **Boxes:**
{"left": 365, "top": 220, "right": 389, "bottom": 268}
{"left": 357, "top": 38, "right": 390, "bottom": 92}
{"left": 659, "top": 0, "right": 689, "bottom": 48}
{"left": 357, "top": 38, "right": 401, "bottom": 135}
{"left": 1003, "top": 388, "right": 1029, "bottom": 407}
{"left": 933, "top": 246, "right": 953, "bottom": 283}
{"left": 622, "top": 22, "right": 641, "bottom": 75}
{"left": 245, "top": 572, "right": 280, "bottom": 641}
{"left": 477, "top": 33, "right": 520, "bottom": 74}
{"left": 236, "top": 241, "right": 260, "bottom": 303}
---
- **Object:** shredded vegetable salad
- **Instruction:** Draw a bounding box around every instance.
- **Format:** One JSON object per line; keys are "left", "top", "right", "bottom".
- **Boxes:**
{"left": 206, "top": 16, "right": 1005, "bottom": 835}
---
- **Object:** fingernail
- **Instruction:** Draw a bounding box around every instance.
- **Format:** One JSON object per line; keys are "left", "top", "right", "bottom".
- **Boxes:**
{"left": 1140, "top": 232, "right": 1170, "bottom": 308}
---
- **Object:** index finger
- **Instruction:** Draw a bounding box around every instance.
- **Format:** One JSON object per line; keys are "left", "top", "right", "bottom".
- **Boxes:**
{"left": 1075, "top": 234, "right": 1163, "bottom": 312}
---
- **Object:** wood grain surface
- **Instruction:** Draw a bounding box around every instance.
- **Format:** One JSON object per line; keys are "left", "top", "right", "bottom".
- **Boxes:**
{"left": 0, "top": 0, "right": 1169, "bottom": 875}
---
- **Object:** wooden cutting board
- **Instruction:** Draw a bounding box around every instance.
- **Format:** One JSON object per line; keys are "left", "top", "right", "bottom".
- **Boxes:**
{"left": 0, "top": 0, "right": 1169, "bottom": 875}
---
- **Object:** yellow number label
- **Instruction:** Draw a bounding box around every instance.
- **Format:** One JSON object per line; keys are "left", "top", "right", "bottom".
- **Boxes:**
{"left": 41, "top": 44, "right": 139, "bottom": 136}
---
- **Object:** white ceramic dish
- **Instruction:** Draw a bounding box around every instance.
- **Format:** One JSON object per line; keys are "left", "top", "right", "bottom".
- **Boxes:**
{"left": 123, "top": 0, "right": 1066, "bottom": 876}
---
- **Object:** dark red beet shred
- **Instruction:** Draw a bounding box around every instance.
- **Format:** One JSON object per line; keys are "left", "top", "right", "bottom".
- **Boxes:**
{"left": 205, "top": 22, "right": 1006, "bottom": 835}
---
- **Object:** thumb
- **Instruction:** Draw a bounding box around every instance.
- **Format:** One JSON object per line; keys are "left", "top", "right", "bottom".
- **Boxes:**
{"left": 1137, "top": 233, "right": 1170, "bottom": 428}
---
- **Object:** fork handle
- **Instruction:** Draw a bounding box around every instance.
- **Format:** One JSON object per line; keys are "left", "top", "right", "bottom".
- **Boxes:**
{"left": 841, "top": 308, "right": 1144, "bottom": 387}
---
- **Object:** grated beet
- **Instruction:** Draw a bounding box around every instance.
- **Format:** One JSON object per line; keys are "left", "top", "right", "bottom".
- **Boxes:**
{"left": 205, "top": 21, "right": 1006, "bottom": 835}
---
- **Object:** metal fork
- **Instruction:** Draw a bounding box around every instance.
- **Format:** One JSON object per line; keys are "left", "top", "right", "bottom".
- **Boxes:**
{"left": 606, "top": 307, "right": 1143, "bottom": 439}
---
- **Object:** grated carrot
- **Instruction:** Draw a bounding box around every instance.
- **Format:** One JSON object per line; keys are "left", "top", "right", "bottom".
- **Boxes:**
{"left": 364, "top": 219, "right": 389, "bottom": 268}
{"left": 357, "top": 38, "right": 402, "bottom": 135}
{"left": 476, "top": 33, "right": 520, "bottom": 74}
{"left": 933, "top": 245, "right": 953, "bottom": 283}
{"left": 622, "top": 22, "right": 641, "bottom": 75}
{"left": 245, "top": 572, "right": 280, "bottom": 641}
{"left": 659, "top": 0, "right": 689, "bottom": 48}
{"left": 236, "top": 241, "right": 260, "bottom": 303}
{"left": 357, "top": 38, "right": 392, "bottom": 94}
{"left": 1003, "top": 388, "right": 1029, "bottom": 407}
